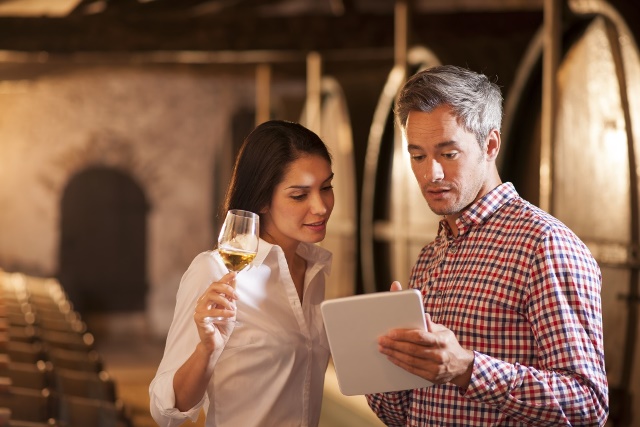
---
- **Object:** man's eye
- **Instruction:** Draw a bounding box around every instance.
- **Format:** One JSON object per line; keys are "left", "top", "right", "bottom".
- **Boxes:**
{"left": 442, "top": 152, "right": 459, "bottom": 159}
{"left": 322, "top": 185, "right": 334, "bottom": 192}
{"left": 410, "top": 154, "right": 425, "bottom": 161}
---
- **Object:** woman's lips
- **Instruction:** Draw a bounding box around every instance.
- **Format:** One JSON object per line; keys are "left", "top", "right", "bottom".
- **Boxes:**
{"left": 304, "top": 220, "right": 327, "bottom": 231}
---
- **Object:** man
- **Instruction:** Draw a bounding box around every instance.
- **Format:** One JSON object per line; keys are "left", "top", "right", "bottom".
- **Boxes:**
{"left": 366, "top": 65, "right": 608, "bottom": 426}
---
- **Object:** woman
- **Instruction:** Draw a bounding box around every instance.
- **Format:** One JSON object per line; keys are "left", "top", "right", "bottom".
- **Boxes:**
{"left": 149, "top": 120, "right": 335, "bottom": 427}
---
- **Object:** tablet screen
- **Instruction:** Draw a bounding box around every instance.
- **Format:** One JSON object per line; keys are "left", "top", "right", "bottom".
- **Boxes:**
{"left": 321, "top": 289, "right": 434, "bottom": 395}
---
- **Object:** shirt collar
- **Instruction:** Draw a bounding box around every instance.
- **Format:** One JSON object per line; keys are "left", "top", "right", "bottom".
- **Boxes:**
{"left": 438, "top": 182, "right": 519, "bottom": 237}
{"left": 251, "top": 238, "right": 332, "bottom": 275}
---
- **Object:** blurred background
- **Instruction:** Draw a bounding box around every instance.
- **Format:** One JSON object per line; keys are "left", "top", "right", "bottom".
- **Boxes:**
{"left": 0, "top": 0, "right": 639, "bottom": 425}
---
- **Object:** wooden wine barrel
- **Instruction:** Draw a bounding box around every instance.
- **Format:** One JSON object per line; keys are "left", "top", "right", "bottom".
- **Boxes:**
{"left": 361, "top": 9, "right": 640, "bottom": 424}
{"left": 301, "top": 76, "right": 358, "bottom": 299}
{"left": 360, "top": 46, "right": 441, "bottom": 294}
{"left": 502, "top": 5, "right": 640, "bottom": 423}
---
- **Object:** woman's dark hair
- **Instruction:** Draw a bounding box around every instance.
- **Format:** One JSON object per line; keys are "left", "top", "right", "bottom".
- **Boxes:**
{"left": 222, "top": 120, "right": 332, "bottom": 221}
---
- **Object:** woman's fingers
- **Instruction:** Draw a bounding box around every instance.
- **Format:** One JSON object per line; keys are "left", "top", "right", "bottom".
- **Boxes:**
{"left": 194, "top": 272, "right": 239, "bottom": 324}
{"left": 219, "top": 271, "right": 237, "bottom": 285}
{"left": 198, "top": 286, "right": 236, "bottom": 309}
{"left": 195, "top": 297, "right": 235, "bottom": 318}
{"left": 198, "top": 277, "right": 237, "bottom": 305}
{"left": 210, "top": 272, "right": 238, "bottom": 299}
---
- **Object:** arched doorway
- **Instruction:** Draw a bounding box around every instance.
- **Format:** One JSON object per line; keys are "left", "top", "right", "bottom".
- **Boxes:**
{"left": 58, "top": 166, "right": 149, "bottom": 315}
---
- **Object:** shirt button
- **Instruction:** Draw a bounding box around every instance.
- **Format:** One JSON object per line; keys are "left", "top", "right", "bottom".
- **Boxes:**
{"left": 434, "top": 290, "right": 443, "bottom": 298}
{"left": 449, "top": 244, "right": 458, "bottom": 254}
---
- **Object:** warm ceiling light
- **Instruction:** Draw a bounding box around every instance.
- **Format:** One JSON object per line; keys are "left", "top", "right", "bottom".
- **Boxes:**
{"left": 0, "top": 0, "right": 83, "bottom": 17}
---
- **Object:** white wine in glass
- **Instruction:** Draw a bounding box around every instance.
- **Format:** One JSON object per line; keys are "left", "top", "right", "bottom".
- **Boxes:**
{"left": 209, "top": 209, "right": 259, "bottom": 324}
{"left": 218, "top": 247, "right": 257, "bottom": 272}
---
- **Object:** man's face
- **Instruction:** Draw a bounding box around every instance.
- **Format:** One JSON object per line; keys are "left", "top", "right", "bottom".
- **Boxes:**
{"left": 405, "top": 105, "right": 494, "bottom": 220}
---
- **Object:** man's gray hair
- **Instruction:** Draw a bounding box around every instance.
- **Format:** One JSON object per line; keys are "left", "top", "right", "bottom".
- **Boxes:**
{"left": 395, "top": 65, "right": 503, "bottom": 146}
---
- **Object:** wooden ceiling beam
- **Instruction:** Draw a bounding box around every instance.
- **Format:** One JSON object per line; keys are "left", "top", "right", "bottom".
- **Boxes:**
{"left": 0, "top": 11, "right": 549, "bottom": 54}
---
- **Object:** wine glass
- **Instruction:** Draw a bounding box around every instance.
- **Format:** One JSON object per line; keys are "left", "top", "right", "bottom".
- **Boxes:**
{"left": 209, "top": 209, "right": 259, "bottom": 324}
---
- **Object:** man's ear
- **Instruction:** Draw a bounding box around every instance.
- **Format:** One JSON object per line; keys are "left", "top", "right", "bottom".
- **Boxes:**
{"left": 485, "top": 129, "right": 501, "bottom": 161}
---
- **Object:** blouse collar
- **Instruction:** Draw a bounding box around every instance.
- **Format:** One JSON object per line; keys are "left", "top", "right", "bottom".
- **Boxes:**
{"left": 252, "top": 238, "right": 332, "bottom": 275}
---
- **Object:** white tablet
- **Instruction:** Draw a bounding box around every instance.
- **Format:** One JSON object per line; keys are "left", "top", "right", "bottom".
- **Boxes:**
{"left": 320, "top": 289, "right": 433, "bottom": 396}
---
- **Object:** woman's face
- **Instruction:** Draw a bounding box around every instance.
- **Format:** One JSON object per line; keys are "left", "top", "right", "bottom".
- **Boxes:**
{"left": 261, "top": 154, "right": 334, "bottom": 248}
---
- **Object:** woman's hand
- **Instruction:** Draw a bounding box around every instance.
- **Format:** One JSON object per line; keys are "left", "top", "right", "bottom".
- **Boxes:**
{"left": 173, "top": 271, "right": 240, "bottom": 412}
{"left": 193, "top": 271, "right": 238, "bottom": 353}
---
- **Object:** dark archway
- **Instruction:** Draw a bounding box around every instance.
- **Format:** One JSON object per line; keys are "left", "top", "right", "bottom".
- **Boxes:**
{"left": 58, "top": 166, "right": 149, "bottom": 315}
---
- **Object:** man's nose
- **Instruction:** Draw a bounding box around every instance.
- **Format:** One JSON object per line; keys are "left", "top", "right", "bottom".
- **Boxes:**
{"left": 424, "top": 159, "right": 444, "bottom": 182}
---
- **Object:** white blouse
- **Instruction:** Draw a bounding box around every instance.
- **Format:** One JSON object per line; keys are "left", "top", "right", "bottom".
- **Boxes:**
{"left": 149, "top": 239, "right": 332, "bottom": 427}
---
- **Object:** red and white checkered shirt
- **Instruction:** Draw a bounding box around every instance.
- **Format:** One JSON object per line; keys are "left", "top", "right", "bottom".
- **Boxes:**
{"left": 366, "top": 182, "right": 608, "bottom": 426}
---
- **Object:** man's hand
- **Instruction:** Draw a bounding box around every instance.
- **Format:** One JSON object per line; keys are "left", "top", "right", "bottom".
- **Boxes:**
{"left": 378, "top": 311, "right": 474, "bottom": 388}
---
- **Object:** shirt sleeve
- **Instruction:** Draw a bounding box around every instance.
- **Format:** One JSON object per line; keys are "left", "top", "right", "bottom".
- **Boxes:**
{"left": 149, "top": 373, "right": 205, "bottom": 427}
{"left": 461, "top": 228, "right": 609, "bottom": 426}
{"left": 149, "top": 252, "right": 227, "bottom": 426}
{"left": 365, "top": 390, "right": 411, "bottom": 426}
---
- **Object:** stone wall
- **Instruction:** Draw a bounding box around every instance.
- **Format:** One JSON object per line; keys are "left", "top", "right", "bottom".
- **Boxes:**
{"left": 0, "top": 64, "right": 303, "bottom": 337}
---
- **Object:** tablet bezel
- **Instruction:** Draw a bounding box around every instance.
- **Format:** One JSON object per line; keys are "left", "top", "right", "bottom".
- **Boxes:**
{"left": 321, "top": 289, "right": 433, "bottom": 396}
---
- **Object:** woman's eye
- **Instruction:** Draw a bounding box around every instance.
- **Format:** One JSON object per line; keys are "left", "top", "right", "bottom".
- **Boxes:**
{"left": 291, "top": 194, "right": 306, "bottom": 201}
{"left": 322, "top": 185, "right": 334, "bottom": 192}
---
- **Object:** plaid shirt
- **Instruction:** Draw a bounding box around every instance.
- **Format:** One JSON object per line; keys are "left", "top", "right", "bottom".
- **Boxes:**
{"left": 367, "top": 183, "right": 608, "bottom": 426}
